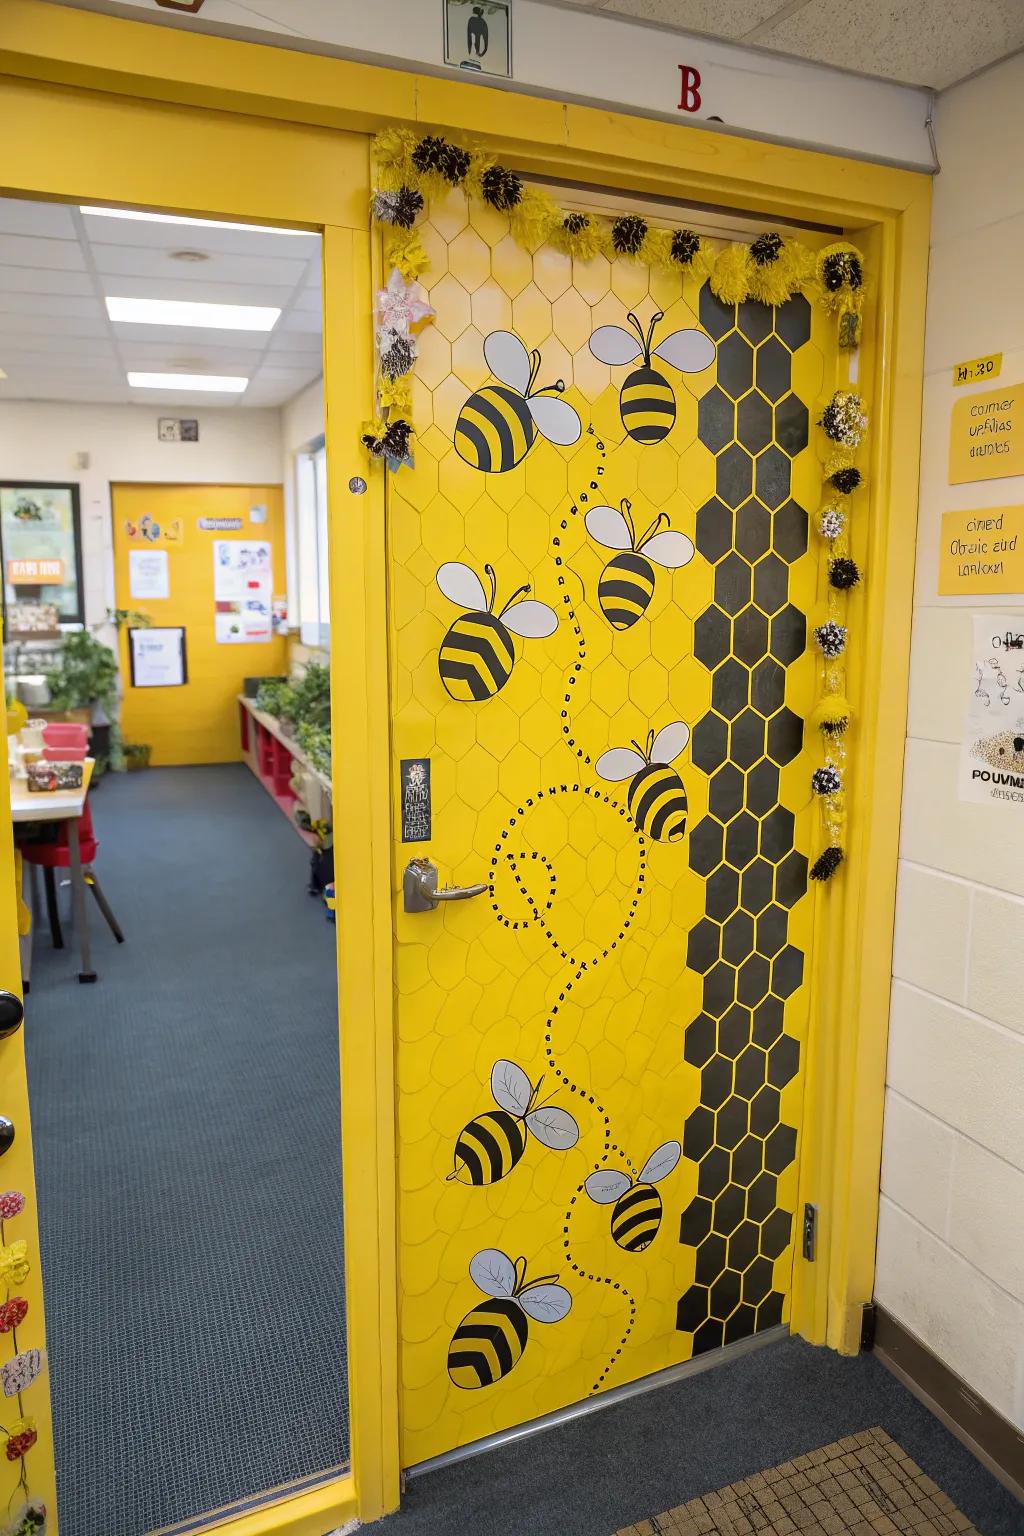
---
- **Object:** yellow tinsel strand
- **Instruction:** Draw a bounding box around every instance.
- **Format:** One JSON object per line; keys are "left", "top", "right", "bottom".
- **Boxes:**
{"left": 747, "top": 239, "right": 812, "bottom": 306}
{"left": 823, "top": 447, "right": 857, "bottom": 477}
{"left": 548, "top": 214, "right": 606, "bottom": 262}
{"left": 811, "top": 695, "right": 852, "bottom": 733}
{"left": 709, "top": 243, "right": 753, "bottom": 306}
{"left": 508, "top": 184, "right": 561, "bottom": 249}
{"left": 379, "top": 376, "right": 413, "bottom": 416}
{"left": 385, "top": 227, "right": 430, "bottom": 282}
{"left": 373, "top": 127, "right": 418, "bottom": 191}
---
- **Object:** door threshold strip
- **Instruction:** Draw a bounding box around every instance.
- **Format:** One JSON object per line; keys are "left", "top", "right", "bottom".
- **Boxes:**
{"left": 407, "top": 1325, "right": 789, "bottom": 1480}
{"left": 145, "top": 1464, "right": 350, "bottom": 1536}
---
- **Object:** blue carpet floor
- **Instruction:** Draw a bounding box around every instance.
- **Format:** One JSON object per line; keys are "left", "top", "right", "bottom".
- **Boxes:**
{"left": 372, "top": 1336, "right": 1021, "bottom": 1536}
{"left": 23, "top": 765, "right": 348, "bottom": 1536}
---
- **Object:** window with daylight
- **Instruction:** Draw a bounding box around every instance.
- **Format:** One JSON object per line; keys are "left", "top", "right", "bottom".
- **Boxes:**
{"left": 296, "top": 436, "right": 330, "bottom": 648}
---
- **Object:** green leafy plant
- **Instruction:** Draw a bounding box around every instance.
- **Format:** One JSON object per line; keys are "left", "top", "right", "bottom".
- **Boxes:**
{"left": 255, "top": 678, "right": 297, "bottom": 720}
{"left": 108, "top": 608, "right": 152, "bottom": 631}
{"left": 289, "top": 660, "right": 331, "bottom": 730}
{"left": 45, "top": 630, "right": 118, "bottom": 716}
{"left": 296, "top": 721, "right": 331, "bottom": 775}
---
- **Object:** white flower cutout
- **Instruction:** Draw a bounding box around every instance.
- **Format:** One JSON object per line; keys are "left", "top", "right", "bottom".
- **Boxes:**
{"left": 376, "top": 268, "right": 434, "bottom": 337}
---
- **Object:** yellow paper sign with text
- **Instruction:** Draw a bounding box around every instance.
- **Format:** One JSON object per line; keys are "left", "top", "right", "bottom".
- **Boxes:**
{"left": 952, "top": 353, "right": 1001, "bottom": 387}
{"left": 949, "top": 384, "right": 1024, "bottom": 483}
{"left": 939, "top": 506, "right": 1024, "bottom": 594}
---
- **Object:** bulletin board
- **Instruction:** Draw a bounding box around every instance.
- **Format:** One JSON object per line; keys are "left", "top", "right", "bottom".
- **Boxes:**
{"left": 112, "top": 483, "right": 287, "bottom": 765}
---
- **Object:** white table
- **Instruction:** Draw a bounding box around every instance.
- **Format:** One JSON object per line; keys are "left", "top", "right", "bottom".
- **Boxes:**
{"left": 10, "top": 761, "right": 96, "bottom": 984}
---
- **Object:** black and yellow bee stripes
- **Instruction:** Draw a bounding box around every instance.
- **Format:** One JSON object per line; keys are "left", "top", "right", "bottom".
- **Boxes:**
{"left": 589, "top": 312, "right": 715, "bottom": 445}
{"left": 610, "top": 1184, "right": 664, "bottom": 1253}
{"left": 586, "top": 500, "right": 695, "bottom": 633}
{"left": 585, "top": 1142, "right": 681, "bottom": 1254}
{"left": 448, "top": 1250, "right": 573, "bottom": 1390}
{"left": 436, "top": 563, "right": 558, "bottom": 703}
{"left": 448, "top": 1296, "right": 529, "bottom": 1389}
{"left": 449, "top": 1060, "right": 579, "bottom": 1187}
{"left": 626, "top": 761, "right": 689, "bottom": 844}
{"left": 598, "top": 551, "right": 657, "bottom": 630}
{"left": 597, "top": 723, "right": 691, "bottom": 845}
{"left": 455, "top": 385, "right": 536, "bottom": 474}
{"left": 455, "top": 331, "right": 581, "bottom": 473}
{"left": 439, "top": 611, "right": 516, "bottom": 702}
{"left": 619, "top": 365, "right": 677, "bottom": 445}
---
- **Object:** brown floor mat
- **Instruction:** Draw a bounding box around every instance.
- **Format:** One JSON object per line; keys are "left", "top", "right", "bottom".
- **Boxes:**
{"left": 615, "top": 1427, "right": 978, "bottom": 1536}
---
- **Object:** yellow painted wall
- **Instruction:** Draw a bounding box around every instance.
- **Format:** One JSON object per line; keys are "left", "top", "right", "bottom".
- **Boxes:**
{"left": 112, "top": 483, "right": 287, "bottom": 766}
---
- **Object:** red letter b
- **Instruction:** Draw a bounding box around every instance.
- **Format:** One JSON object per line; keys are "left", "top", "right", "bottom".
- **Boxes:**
{"left": 678, "top": 65, "right": 702, "bottom": 113}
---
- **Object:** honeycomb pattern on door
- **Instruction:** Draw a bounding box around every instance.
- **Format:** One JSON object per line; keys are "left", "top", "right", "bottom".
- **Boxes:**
{"left": 389, "top": 191, "right": 827, "bottom": 1467}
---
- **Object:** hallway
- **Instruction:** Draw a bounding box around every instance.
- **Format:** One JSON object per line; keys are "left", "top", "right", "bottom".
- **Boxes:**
{"left": 23, "top": 766, "right": 347, "bottom": 1536}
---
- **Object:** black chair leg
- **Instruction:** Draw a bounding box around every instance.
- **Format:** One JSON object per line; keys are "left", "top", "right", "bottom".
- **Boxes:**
{"left": 43, "top": 867, "right": 64, "bottom": 949}
{"left": 87, "top": 871, "right": 125, "bottom": 943}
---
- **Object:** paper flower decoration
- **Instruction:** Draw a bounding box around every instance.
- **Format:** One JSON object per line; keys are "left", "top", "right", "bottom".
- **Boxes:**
{"left": 375, "top": 268, "right": 434, "bottom": 337}
{"left": 5, "top": 1419, "right": 36, "bottom": 1462}
{"left": 0, "top": 1299, "right": 28, "bottom": 1334}
{"left": 0, "top": 1193, "right": 24, "bottom": 1222}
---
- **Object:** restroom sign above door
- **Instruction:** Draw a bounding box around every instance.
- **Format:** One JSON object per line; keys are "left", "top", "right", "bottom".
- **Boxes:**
{"left": 444, "top": 0, "right": 512, "bottom": 78}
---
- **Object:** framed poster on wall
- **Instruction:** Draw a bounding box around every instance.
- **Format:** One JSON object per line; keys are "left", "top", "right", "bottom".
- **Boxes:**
{"left": 128, "top": 626, "right": 188, "bottom": 688}
{"left": 0, "top": 481, "right": 85, "bottom": 627}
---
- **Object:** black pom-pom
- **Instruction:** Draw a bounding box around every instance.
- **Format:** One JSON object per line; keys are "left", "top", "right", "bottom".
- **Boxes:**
{"left": 373, "top": 187, "right": 426, "bottom": 228}
{"left": 810, "top": 846, "right": 845, "bottom": 882}
{"left": 379, "top": 334, "right": 416, "bottom": 380}
{"left": 611, "top": 215, "right": 647, "bottom": 255}
{"left": 811, "top": 765, "right": 842, "bottom": 796}
{"left": 362, "top": 418, "right": 413, "bottom": 463}
{"left": 481, "top": 164, "right": 523, "bottom": 210}
{"left": 411, "top": 136, "right": 470, "bottom": 186}
{"left": 393, "top": 186, "right": 425, "bottom": 228}
{"left": 829, "top": 557, "right": 861, "bottom": 591}
{"left": 750, "top": 232, "right": 783, "bottom": 266}
{"left": 829, "top": 467, "right": 862, "bottom": 495}
{"left": 671, "top": 229, "right": 701, "bottom": 266}
{"left": 822, "top": 250, "right": 863, "bottom": 292}
{"left": 814, "top": 621, "right": 847, "bottom": 659}
{"left": 563, "top": 212, "right": 589, "bottom": 236}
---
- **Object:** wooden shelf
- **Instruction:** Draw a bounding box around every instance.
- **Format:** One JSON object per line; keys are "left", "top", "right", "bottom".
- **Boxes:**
{"left": 237, "top": 694, "right": 331, "bottom": 845}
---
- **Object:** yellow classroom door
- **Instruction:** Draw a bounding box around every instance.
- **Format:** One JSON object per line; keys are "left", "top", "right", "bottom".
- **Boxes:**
{"left": 389, "top": 195, "right": 832, "bottom": 1466}
{"left": 112, "top": 484, "right": 287, "bottom": 766}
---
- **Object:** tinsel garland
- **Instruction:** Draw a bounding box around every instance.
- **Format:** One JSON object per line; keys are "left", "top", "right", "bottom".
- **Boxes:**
{"left": 611, "top": 214, "right": 648, "bottom": 256}
{"left": 809, "top": 377, "right": 869, "bottom": 882}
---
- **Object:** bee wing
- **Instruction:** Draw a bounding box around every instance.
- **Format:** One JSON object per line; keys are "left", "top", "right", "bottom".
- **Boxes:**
{"left": 483, "top": 330, "right": 532, "bottom": 393}
{"left": 590, "top": 325, "right": 643, "bottom": 366}
{"left": 490, "top": 1058, "right": 533, "bottom": 1115}
{"left": 596, "top": 747, "right": 646, "bottom": 782}
{"left": 585, "top": 1169, "right": 632, "bottom": 1205}
{"left": 437, "top": 562, "right": 487, "bottom": 611}
{"left": 652, "top": 328, "right": 716, "bottom": 374}
{"left": 528, "top": 394, "right": 582, "bottom": 447}
{"left": 524, "top": 1105, "right": 579, "bottom": 1150}
{"left": 502, "top": 600, "right": 558, "bottom": 639}
{"left": 640, "top": 530, "right": 695, "bottom": 570}
{"left": 585, "top": 504, "right": 633, "bottom": 551}
{"left": 469, "top": 1248, "right": 518, "bottom": 1298}
{"left": 650, "top": 720, "right": 690, "bottom": 765}
{"left": 518, "top": 1283, "right": 573, "bottom": 1324}
{"left": 639, "top": 1140, "right": 682, "bottom": 1186}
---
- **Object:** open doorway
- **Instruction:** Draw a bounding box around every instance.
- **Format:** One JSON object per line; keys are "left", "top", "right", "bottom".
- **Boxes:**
{"left": 0, "top": 196, "right": 346, "bottom": 1535}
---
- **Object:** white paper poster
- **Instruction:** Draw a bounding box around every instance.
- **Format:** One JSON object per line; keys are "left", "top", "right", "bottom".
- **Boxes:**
{"left": 129, "top": 627, "right": 187, "bottom": 688}
{"left": 213, "top": 540, "right": 272, "bottom": 643}
{"left": 128, "top": 547, "right": 170, "bottom": 600}
{"left": 959, "top": 614, "right": 1024, "bottom": 809}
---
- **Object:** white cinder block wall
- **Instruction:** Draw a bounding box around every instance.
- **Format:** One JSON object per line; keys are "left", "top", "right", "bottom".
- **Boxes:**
{"left": 875, "top": 53, "right": 1024, "bottom": 1431}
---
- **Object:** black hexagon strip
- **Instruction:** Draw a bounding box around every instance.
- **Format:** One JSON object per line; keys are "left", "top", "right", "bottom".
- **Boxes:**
{"left": 679, "top": 286, "right": 808, "bottom": 1350}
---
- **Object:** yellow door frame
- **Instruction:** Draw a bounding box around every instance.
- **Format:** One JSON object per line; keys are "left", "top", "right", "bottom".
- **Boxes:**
{"left": 0, "top": 0, "right": 930, "bottom": 1528}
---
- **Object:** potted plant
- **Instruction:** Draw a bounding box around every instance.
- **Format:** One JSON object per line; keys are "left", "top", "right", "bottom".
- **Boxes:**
{"left": 122, "top": 743, "right": 152, "bottom": 772}
{"left": 44, "top": 611, "right": 152, "bottom": 774}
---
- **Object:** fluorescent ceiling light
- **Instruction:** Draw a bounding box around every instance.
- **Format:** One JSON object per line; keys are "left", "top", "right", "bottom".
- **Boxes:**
{"left": 81, "top": 206, "right": 310, "bottom": 236}
{"left": 107, "top": 296, "right": 280, "bottom": 332}
{"left": 127, "top": 372, "right": 248, "bottom": 393}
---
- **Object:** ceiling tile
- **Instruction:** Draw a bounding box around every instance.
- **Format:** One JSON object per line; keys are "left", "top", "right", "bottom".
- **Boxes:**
{"left": 0, "top": 267, "right": 95, "bottom": 297}
{"left": 598, "top": 0, "right": 783, "bottom": 35}
{"left": 0, "top": 200, "right": 80, "bottom": 239}
{"left": 0, "top": 314, "right": 109, "bottom": 339}
{"left": 0, "top": 235, "right": 87, "bottom": 272}
{"left": 90, "top": 243, "right": 309, "bottom": 287}
{"left": 0, "top": 293, "right": 103, "bottom": 321}
{"left": 108, "top": 275, "right": 298, "bottom": 307}
{"left": 743, "top": 0, "right": 1024, "bottom": 88}
{"left": 80, "top": 212, "right": 319, "bottom": 258}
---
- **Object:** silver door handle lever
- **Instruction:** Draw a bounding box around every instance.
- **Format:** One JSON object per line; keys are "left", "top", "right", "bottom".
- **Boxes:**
{"left": 403, "top": 858, "right": 488, "bottom": 912}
